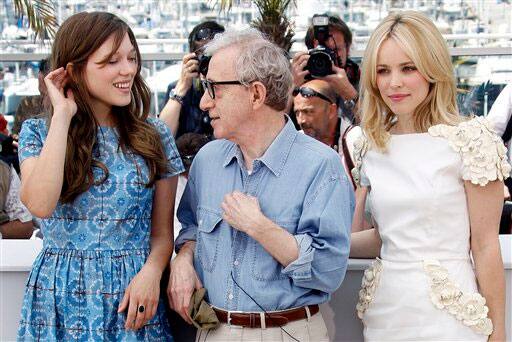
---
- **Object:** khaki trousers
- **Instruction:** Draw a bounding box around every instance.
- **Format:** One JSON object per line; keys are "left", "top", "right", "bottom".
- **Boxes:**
{"left": 195, "top": 311, "right": 329, "bottom": 342}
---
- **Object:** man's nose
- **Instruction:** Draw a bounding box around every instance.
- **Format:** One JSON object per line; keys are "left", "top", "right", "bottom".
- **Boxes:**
{"left": 200, "top": 90, "right": 213, "bottom": 111}
{"left": 296, "top": 113, "right": 306, "bottom": 125}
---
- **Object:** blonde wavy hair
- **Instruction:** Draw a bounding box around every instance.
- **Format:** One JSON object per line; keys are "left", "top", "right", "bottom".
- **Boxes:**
{"left": 360, "top": 11, "right": 461, "bottom": 151}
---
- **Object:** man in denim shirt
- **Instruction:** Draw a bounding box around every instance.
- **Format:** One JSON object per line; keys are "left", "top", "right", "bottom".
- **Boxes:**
{"left": 167, "top": 28, "right": 354, "bottom": 342}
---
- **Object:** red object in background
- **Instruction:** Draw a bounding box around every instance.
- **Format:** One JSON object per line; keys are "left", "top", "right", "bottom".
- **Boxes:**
{"left": 0, "top": 114, "right": 8, "bottom": 134}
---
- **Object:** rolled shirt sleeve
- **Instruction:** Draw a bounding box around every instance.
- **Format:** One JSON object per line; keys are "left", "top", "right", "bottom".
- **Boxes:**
{"left": 174, "top": 174, "right": 199, "bottom": 252}
{"left": 281, "top": 163, "right": 354, "bottom": 294}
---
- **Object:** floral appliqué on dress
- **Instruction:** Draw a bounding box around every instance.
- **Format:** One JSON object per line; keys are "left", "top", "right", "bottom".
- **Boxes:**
{"left": 356, "top": 258, "right": 382, "bottom": 319}
{"left": 351, "top": 134, "right": 369, "bottom": 187}
{"left": 428, "top": 116, "right": 511, "bottom": 186}
{"left": 423, "top": 260, "right": 493, "bottom": 336}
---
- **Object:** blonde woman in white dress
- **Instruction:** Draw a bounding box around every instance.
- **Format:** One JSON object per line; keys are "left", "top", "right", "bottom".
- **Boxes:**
{"left": 350, "top": 11, "right": 509, "bottom": 341}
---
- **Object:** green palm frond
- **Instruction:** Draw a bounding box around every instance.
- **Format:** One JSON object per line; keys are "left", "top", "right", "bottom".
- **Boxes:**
{"left": 13, "top": 0, "right": 58, "bottom": 41}
{"left": 214, "top": 0, "right": 296, "bottom": 52}
{"left": 251, "top": 0, "right": 296, "bottom": 52}
{"left": 217, "top": 0, "right": 233, "bottom": 12}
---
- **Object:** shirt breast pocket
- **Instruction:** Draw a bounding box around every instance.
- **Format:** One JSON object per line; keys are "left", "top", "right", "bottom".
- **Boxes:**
{"left": 196, "top": 208, "right": 222, "bottom": 273}
{"left": 251, "top": 220, "right": 297, "bottom": 282}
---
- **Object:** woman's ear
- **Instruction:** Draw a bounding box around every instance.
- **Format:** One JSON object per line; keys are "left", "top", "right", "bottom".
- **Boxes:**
{"left": 65, "top": 63, "right": 74, "bottom": 80}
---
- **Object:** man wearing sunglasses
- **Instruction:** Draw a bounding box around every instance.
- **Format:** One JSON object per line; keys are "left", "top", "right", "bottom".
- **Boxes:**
{"left": 168, "top": 28, "right": 353, "bottom": 342}
{"left": 293, "top": 79, "right": 340, "bottom": 150}
{"left": 160, "top": 21, "right": 224, "bottom": 138}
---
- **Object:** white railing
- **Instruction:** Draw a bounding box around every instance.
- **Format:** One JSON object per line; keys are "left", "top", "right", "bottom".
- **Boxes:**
{"left": 0, "top": 47, "right": 510, "bottom": 62}
{"left": 0, "top": 32, "right": 511, "bottom": 61}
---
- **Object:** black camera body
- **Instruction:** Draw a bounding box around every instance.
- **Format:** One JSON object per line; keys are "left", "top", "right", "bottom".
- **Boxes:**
{"left": 305, "top": 14, "right": 337, "bottom": 78}
{"left": 197, "top": 54, "right": 211, "bottom": 77}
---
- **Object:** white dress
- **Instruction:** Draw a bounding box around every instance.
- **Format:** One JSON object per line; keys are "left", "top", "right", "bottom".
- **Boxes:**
{"left": 352, "top": 117, "right": 510, "bottom": 341}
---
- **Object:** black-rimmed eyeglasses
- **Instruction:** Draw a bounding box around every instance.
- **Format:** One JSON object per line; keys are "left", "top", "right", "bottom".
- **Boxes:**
{"left": 201, "top": 79, "right": 244, "bottom": 99}
{"left": 292, "top": 87, "right": 334, "bottom": 104}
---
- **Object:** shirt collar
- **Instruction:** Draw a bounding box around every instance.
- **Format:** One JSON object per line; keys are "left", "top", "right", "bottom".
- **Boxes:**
{"left": 222, "top": 116, "right": 298, "bottom": 177}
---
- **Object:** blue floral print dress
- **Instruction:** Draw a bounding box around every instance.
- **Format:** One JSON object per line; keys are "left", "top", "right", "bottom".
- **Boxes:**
{"left": 17, "top": 117, "right": 184, "bottom": 341}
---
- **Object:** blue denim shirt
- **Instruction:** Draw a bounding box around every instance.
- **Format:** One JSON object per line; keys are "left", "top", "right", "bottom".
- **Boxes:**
{"left": 175, "top": 117, "right": 354, "bottom": 311}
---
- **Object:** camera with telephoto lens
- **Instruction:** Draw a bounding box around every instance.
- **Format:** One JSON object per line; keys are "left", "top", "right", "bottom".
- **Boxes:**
{"left": 305, "top": 14, "right": 337, "bottom": 78}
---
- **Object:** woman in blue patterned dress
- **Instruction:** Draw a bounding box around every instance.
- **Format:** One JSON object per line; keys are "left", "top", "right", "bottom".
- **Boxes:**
{"left": 17, "top": 12, "right": 184, "bottom": 341}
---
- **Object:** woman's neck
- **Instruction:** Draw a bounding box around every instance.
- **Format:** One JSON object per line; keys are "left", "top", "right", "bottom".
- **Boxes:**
{"left": 93, "top": 107, "right": 115, "bottom": 127}
{"left": 390, "top": 115, "right": 416, "bottom": 134}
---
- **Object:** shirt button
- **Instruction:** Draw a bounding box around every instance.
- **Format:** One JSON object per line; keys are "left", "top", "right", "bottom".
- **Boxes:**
{"left": 233, "top": 260, "right": 239, "bottom": 266}
{"left": 228, "top": 293, "right": 234, "bottom": 300}
{"left": 198, "top": 219, "right": 203, "bottom": 225}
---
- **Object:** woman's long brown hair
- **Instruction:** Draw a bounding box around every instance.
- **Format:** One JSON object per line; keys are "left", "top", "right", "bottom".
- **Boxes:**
{"left": 50, "top": 12, "right": 169, "bottom": 203}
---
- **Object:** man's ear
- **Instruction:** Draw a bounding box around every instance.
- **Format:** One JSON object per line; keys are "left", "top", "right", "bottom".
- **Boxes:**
{"left": 328, "top": 103, "right": 338, "bottom": 120}
{"left": 251, "top": 81, "right": 267, "bottom": 110}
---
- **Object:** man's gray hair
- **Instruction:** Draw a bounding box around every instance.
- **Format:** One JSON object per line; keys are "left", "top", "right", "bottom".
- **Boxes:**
{"left": 204, "top": 28, "right": 293, "bottom": 111}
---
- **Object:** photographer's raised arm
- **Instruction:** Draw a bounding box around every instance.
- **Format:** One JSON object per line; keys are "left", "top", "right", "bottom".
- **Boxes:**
{"left": 159, "top": 53, "right": 198, "bottom": 136}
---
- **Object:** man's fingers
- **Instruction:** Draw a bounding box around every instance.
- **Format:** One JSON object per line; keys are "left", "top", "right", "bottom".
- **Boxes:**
{"left": 292, "top": 51, "right": 308, "bottom": 63}
{"left": 298, "top": 59, "right": 309, "bottom": 71}
{"left": 297, "top": 70, "right": 309, "bottom": 79}
{"left": 166, "top": 286, "right": 174, "bottom": 310}
{"left": 183, "top": 53, "right": 197, "bottom": 63}
{"left": 184, "top": 59, "right": 199, "bottom": 69}
{"left": 221, "top": 201, "right": 230, "bottom": 215}
{"left": 183, "top": 287, "right": 195, "bottom": 323}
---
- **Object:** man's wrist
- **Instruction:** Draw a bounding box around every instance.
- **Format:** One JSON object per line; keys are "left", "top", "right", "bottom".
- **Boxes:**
{"left": 249, "top": 215, "right": 274, "bottom": 240}
{"left": 337, "top": 83, "right": 358, "bottom": 101}
{"left": 343, "top": 92, "right": 359, "bottom": 110}
{"left": 174, "top": 82, "right": 189, "bottom": 97}
{"left": 177, "top": 241, "right": 195, "bottom": 262}
{"left": 169, "top": 88, "right": 186, "bottom": 106}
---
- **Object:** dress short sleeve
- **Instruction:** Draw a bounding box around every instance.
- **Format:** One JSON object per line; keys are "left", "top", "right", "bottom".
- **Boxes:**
{"left": 428, "top": 116, "right": 511, "bottom": 186}
{"left": 18, "top": 118, "right": 47, "bottom": 164}
{"left": 148, "top": 117, "right": 185, "bottom": 179}
{"left": 352, "top": 134, "right": 370, "bottom": 187}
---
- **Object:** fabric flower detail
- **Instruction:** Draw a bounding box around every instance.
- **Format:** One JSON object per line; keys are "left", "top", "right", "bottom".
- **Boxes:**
{"left": 430, "top": 282, "right": 462, "bottom": 309}
{"left": 428, "top": 117, "right": 511, "bottom": 186}
{"left": 457, "top": 293, "right": 490, "bottom": 325}
{"left": 356, "top": 258, "right": 382, "bottom": 319}
{"left": 473, "top": 317, "right": 494, "bottom": 336}
{"left": 351, "top": 135, "right": 369, "bottom": 187}
{"left": 423, "top": 260, "right": 493, "bottom": 336}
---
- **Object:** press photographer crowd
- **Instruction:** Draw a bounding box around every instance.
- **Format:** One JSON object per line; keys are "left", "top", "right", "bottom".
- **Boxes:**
{"left": 1, "top": 8, "right": 511, "bottom": 342}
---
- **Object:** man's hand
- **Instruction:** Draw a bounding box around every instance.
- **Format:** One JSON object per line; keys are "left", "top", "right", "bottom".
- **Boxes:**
{"left": 323, "top": 64, "right": 358, "bottom": 101}
{"left": 291, "top": 52, "right": 358, "bottom": 101}
{"left": 221, "top": 191, "right": 266, "bottom": 235}
{"left": 167, "top": 243, "right": 202, "bottom": 324}
{"left": 291, "top": 52, "right": 310, "bottom": 87}
{"left": 175, "top": 53, "right": 200, "bottom": 96}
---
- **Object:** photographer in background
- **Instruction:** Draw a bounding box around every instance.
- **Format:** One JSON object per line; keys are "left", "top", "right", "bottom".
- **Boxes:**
{"left": 0, "top": 159, "right": 33, "bottom": 239}
{"left": 12, "top": 58, "right": 50, "bottom": 136}
{"left": 0, "top": 114, "right": 19, "bottom": 173}
{"left": 160, "top": 21, "right": 224, "bottom": 138}
{"left": 292, "top": 14, "right": 359, "bottom": 130}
